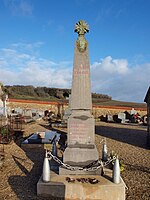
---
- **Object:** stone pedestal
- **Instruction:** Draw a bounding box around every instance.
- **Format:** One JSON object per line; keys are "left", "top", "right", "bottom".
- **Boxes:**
{"left": 37, "top": 169, "right": 126, "bottom": 200}
{"left": 59, "top": 144, "right": 100, "bottom": 175}
{"left": 61, "top": 110, "right": 99, "bottom": 171}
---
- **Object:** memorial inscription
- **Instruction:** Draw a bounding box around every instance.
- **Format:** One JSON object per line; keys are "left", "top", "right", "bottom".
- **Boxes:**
{"left": 69, "top": 122, "right": 88, "bottom": 144}
{"left": 74, "top": 64, "right": 89, "bottom": 75}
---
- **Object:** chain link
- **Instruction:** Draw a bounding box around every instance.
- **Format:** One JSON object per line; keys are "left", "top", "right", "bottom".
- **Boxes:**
{"left": 47, "top": 151, "right": 116, "bottom": 171}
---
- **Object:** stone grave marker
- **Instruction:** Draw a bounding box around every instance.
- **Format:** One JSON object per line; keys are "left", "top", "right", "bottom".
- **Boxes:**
{"left": 62, "top": 95, "right": 72, "bottom": 123}
{"left": 118, "top": 112, "right": 126, "bottom": 123}
{"left": 14, "top": 107, "right": 23, "bottom": 115}
{"left": 107, "top": 114, "right": 114, "bottom": 122}
{"left": 22, "top": 109, "right": 32, "bottom": 117}
{"left": 130, "top": 108, "right": 137, "bottom": 115}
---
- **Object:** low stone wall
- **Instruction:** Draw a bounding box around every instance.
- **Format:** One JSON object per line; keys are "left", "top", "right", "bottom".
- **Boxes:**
{"left": 8, "top": 99, "right": 68, "bottom": 118}
{"left": 7, "top": 99, "right": 147, "bottom": 118}
{"left": 92, "top": 106, "right": 146, "bottom": 118}
{"left": 8, "top": 101, "right": 60, "bottom": 113}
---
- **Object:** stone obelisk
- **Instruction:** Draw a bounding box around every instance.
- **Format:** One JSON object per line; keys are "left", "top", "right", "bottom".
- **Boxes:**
{"left": 60, "top": 20, "right": 99, "bottom": 174}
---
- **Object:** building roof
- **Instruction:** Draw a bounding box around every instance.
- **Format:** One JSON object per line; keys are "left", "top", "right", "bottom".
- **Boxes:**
{"left": 144, "top": 86, "right": 150, "bottom": 103}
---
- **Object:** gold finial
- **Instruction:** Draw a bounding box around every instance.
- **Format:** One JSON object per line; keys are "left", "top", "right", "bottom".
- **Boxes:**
{"left": 74, "top": 20, "right": 89, "bottom": 52}
{"left": 74, "top": 20, "right": 89, "bottom": 36}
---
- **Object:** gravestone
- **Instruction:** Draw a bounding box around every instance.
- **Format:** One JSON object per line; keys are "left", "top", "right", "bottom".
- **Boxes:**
{"left": 107, "top": 114, "right": 114, "bottom": 122}
{"left": 22, "top": 109, "right": 32, "bottom": 117}
{"left": 118, "top": 112, "right": 126, "bottom": 123}
{"left": 62, "top": 95, "right": 72, "bottom": 123}
{"left": 14, "top": 107, "right": 23, "bottom": 115}
{"left": 60, "top": 20, "right": 99, "bottom": 174}
{"left": 130, "top": 108, "right": 137, "bottom": 115}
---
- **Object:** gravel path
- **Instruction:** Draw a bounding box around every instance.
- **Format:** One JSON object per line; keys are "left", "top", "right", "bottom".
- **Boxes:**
{"left": 0, "top": 119, "right": 150, "bottom": 200}
{"left": 95, "top": 122, "right": 150, "bottom": 200}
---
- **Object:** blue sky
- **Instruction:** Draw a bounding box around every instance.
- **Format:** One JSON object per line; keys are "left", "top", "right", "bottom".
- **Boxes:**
{"left": 0, "top": 0, "right": 150, "bottom": 102}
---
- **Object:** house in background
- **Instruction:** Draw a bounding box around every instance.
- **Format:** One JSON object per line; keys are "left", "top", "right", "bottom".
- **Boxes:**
{"left": 144, "top": 86, "right": 150, "bottom": 148}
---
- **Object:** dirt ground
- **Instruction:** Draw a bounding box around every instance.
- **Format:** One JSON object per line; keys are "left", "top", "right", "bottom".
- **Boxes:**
{"left": 0, "top": 119, "right": 150, "bottom": 200}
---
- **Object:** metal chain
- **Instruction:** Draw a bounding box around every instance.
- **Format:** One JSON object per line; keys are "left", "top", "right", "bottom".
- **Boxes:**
{"left": 47, "top": 151, "right": 115, "bottom": 171}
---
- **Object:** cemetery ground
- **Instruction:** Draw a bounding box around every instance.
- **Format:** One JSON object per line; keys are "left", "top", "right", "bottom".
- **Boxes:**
{"left": 0, "top": 119, "right": 150, "bottom": 200}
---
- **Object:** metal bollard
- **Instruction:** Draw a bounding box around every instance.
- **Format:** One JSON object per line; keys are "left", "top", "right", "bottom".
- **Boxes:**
{"left": 112, "top": 157, "right": 120, "bottom": 184}
{"left": 42, "top": 150, "right": 50, "bottom": 182}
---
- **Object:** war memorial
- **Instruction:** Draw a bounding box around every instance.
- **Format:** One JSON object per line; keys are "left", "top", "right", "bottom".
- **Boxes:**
{"left": 37, "top": 20, "right": 126, "bottom": 199}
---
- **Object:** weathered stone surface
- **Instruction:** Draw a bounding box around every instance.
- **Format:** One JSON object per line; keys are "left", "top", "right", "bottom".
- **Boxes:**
{"left": 68, "top": 110, "right": 95, "bottom": 145}
{"left": 70, "top": 44, "right": 92, "bottom": 110}
{"left": 62, "top": 114, "right": 99, "bottom": 168}
{"left": 62, "top": 146, "right": 99, "bottom": 166}
{"left": 59, "top": 166, "right": 101, "bottom": 175}
{"left": 61, "top": 21, "right": 99, "bottom": 173}
{"left": 37, "top": 170, "right": 126, "bottom": 200}
{"left": 37, "top": 176, "right": 65, "bottom": 198}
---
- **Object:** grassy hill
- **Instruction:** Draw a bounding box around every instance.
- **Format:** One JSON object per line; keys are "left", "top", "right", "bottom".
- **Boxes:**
{"left": 3, "top": 85, "right": 146, "bottom": 108}
{"left": 4, "top": 85, "right": 111, "bottom": 101}
{"left": 93, "top": 99, "right": 146, "bottom": 108}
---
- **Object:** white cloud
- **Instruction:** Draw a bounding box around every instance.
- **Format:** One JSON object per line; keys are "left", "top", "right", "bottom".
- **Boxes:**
{"left": 0, "top": 45, "right": 72, "bottom": 88}
{"left": 0, "top": 45, "right": 149, "bottom": 102}
{"left": 0, "top": 59, "right": 9, "bottom": 68}
{"left": 11, "top": 42, "right": 44, "bottom": 49}
{"left": 0, "top": 48, "right": 33, "bottom": 70}
{"left": 100, "top": 56, "right": 128, "bottom": 74}
{"left": 0, "top": 69, "right": 19, "bottom": 84}
{"left": 91, "top": 57, "right": 150, "bottom": 102}
{"left": 3, "top": 0, "right": 33, "bottom": 16}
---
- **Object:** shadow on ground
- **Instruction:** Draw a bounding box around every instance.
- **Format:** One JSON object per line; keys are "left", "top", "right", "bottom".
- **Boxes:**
{"left": 8, "top": 140, "right": 65, "bottom": 200}
{"left": 8, "top": 147, "right": 44, "bottom": 200}
{"left": 95, "top": 124, "right": 148, "bottom": 149}
{"left": 124, "top": 162, "right": 150, "bottom": 174}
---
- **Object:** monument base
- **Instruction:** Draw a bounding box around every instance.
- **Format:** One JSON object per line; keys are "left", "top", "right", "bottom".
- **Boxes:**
{"left": 61, "top": 144, "right": 98, "bottom": 167}
{"left": 59, "top": 166, "right": 102, "bottom": 175}
{"left": 63, "top": 145, "right": 99, "bottom": 164}
{"left": 59, "top": 145, "right": 100, "bottom": 175}
{"left": 37, "top": 169, "right": 126, "bottom": 200}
